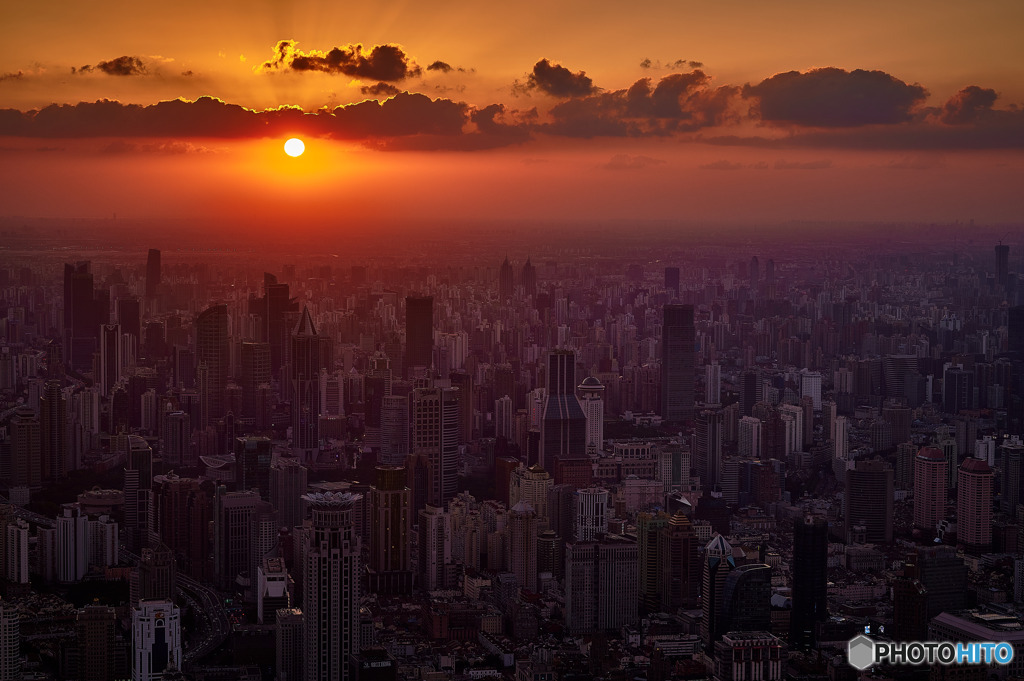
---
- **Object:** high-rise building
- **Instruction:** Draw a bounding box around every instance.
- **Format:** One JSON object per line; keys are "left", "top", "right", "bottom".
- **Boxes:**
{"left": 40, "top": 379, "right": 68, "bottom": 482}
{"left": 380, "top": 394, "right": 409, "bottom": 466}
{"left": 749, "top": 256, "right": 760, "bottom": 289}
{"left": 943, "top": 367, "right": 975, "bottom": 415}
{"left": 1009, "top": 306, "right": 1024, "bottom": 355}
{"left": 738, "top": 416, "right": 762, "bottom": 458}
{"left": 412, "top": 387, "right": 460, "bottom": 508}
{"left": 714, "top": 632, "right": 786, "bottom": 681}
{"left": 695, "top": 409, "right": 723, "bottom": 488}
{"left": 522, "top": 257, "right": 537, "bottom": 298}
{"left": 914, "top": 446, "right": 948, "bottom": 535}
{"left": 957, "top": 458, "right": 993, "bottom": 554}
{"left": 124, "top": 435, "right": 153, "bottom": 552}
{"left": 302, "top": 492, "right": 362, "bottom": 681}
{"left": 132, "top": 544, "right": 176, "bottom": 608}
{"left": 417, "top": 504, "right": 450, "bottom": 591}
{"left": 449, "top": 371, "right": 474, "bottom": 444}
{"left": 213, "top": 486, "right": 257, "bottom": 588}
{"left": 404, "top": 296, "right": 433, "bottom": 376}
{"left": 664, "top": 266, "right": 680, "bottom": 297}
{"left": 236, "top": 436, "right": 272, "bottom": 499}
{"left": 844, "top": 458, "right": 894, "bottom": 543}
{"left": 64, "top": 261, "right": 106, "bottom": 372}
{"left": 145, "top": 248, "right": 161, "bottom": 300}
{"left": 997, "top": 243, "right": 1011, "bottom": 286}
{"left": 10, "top": 405, "right": 41, "bottom": 490}
{"left": 495, "top": 395, "right": 514, "bottom": 442}
{"left": 499, "top": 256, "right": 514, "bottom": 299}
{"left": 739, "top": 369, "right": 759, "bottom": 418}
{"left": 509, "top": 464, "right": 553, "bottom": 530}
{"left": 705, "top": 363, "right": 722, "bottom": 405}
{"left": 276, "top": 608, "right": 304, "bottom": 681}
{"left": 271, "top": 457, "right": 308, "bottom": 531}
{"left": 151, "top": 473, "right": 212, "bottom": 581}
{"left": 790, "top": 517, "right": 827, "bottom": 648}
{"left": 368, "top": 466, "right": 412, "bottom": 594}
{"left": 239, "top": 341, "right": 271, "bottom": 419}
{"left": 195, "top": 304, "right": 228, "bottom": 426}
{"left": 659, "top": 510, "right": 701, "bottom": 610}
{"left": 508, "top": 500, "right": 539, "bottom": 592}
{"left": 637, "top": 511, "right": 670, "bottom": 613}
{"left": 77, "top": 604, "right": 117, "bottom": 681}
{"left": 98, "top": 323, "right": 128, "bottom": 398}
{"left": 917, "top": 545, "right": 968, "bottom": 617}
{"left": 574, "top": 487, "right": 609, "bottom": 542}
{"left": 701, "top": 535, "right": 735, "bottom": 649}
{"left": 539, "top": 350, "right": 588, "bottom": 483}
{"left": 0, "top": 596, "right": 21, "bottom": 681}
{"left": 564, "top": 534, "right": 638, "bottom": 635}
{"left": 578, "top": 376, "right": 605, "bottom": 453}
{"left": 262, "top": 273, "right": 298, "bottom": 379}
{"left": 132, "top": 599, "right": 181, "bottom": 681}
{"left": 56, "top": 503, "right": 89, "bottom": 583}
{"left": 291, "top": 307, "right": 322, "bottom": 464}
{"left": 661, "top": 304, "right": 695, "bottom": 422}
{"left": 722, "top": 564, "right": 772, "bottom": 634}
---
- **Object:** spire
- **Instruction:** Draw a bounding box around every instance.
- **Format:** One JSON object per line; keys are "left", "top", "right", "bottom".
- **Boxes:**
{"left": 294, "top": 305, "right": 317, "bottom": 336}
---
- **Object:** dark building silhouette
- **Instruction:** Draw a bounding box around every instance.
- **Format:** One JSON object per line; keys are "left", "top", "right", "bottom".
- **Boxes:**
{"left": 40, "top": 379, "right": 66, "bottom": 483}
{"left": 749, "top": 256, "right": 759, "bottom": 289}
{"left": 412, "top": 387, "right": 460, "bottom": 508}
{"left": 146, "top": 248, "right": 161, "bottom": 299}
{"left": 664, "top": 267, "right": 680, "bottom": 297}
{"left": 499, "top": 256, "right": 515, "bottom": 299}
{"left": 291, "top": 307, "right": 322, "bottom": 464}
{"left": 997, "top": 243, "right": 1010, "bottom": 287}
{"left": 539, "top": 350, "right": 588, "bottom": 482}
{"left": 722, "top": 563, "right": 772, "bottom": 633}
{"left": 64, "top": 261, "right": 106, "bottom": 371}
{"left": 844, "top": 458, "right": 894, "bottom": 543}
{"left": 695, "top": 410, "right": 723, "bottom": 488}
{"left": 76, "top": 604, "right": 117, "bottom": 681}
{"left": 1009, "top": 306, "right": 1024, "bottom": 355}
{"left": 659, "top": 510, "right": 701, "bottom": 610}
{"left": 236, "top": 436, "right": 272, "bottom": 499}
{"left": 790, "top": 516, "right": 828, "bottom": 648}
{"left": 117, "top": 297, "right": 141, "bottom": 356}
{"left": 661, "top": 304, "right": 695, "bottom": 422}
{"left": 404, "top": 296, "right": 433, "bottom": 376}
{"left": 262, "top": 273, "right": 298, "bottom": 379}
{"left": 522, "top": 257, "right": 537, "bottom": 298}
{"left": 195, "top": 304, "right": 228, "bottom": 427}
{"left": 740, "top": 369, "right": 759, "bottom": 418}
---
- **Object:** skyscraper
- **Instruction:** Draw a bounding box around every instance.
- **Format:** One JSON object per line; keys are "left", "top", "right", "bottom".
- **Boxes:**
{"left": 997, "top": 243, "right": 1010, "bottom": 287}
{"left": 270, "top": 457, "right": 308, "bottom": 531}
{"left": 412, "top": 386, "right": 460, "bottom": 508}
{"left": 508, "top": 500, "right": 539, "bottom": 592}
{"left": 564, "top": 534, "right": 638, "bottom": 635}
{"left": 695, "top": 409, "right": 723, "bottom": 488}
{"left": 0, "top": 596, "right": 21, "bottom": 681}
{"left": 291, "top": 306, "right": 322, "bottom": 464}
{"left": 957, "top": 458, "right": 993, "bottom": 554}
{"left": 705, "top": 362, "right": 722, "bottom": 405}
{"left": 701, "top": 535, "right": 735, "bottom": 648}
{"left": 539, "top": 350, "right": 588, "bottom": 482}
{"left": 404, "top": 296, "right": 433, "bottom": 376}
{"left": 77, "top": 604, "right": 117, "bottom": 681}
{"left": 302, "top": 491, "right": 362, "bottom": 681}
{"left": 844, "top": 458, "right": 894, "bottom": 543}
{"left": 213, "top": 486, "right": 257, "bottom": 588}
{"left": 522, "top": 257, "right": 537, "bottom": 298}
{"left": 574, "top": 487, "right": 609, "bottom": 542}
{"left": 236, "top": 436, "right": 272, "bottom": 499}
{"left": 637, "top": 511, "right": 670, "bottom": 613}
{"left": 789, "top": 516, "right": 827, "bottom": 648}
{"left": 578, "top": 376, "right": 605, "bottom": 453}
{"left": 417, "top": 504, "right": 450, "bottom": 591}
{"left": 913, "top": 446, "right": 947, "bottom": 535}
{"left": 661, "top": 304, "right": 695, "bottom": 422}
{"left": 659, "top": 510, "right": 701, "bottom": 610}
{"left": 40, "top": 379, "right": 67, "bottom": 482}
{"left": 145, "top": 248, "right": 161, "bottom": 300}
{"left": 499, "top": 256, "right": 514, "bottom": 299}
{"left": 132, "top": 599, "right": 181, "bottom": 681}
{"left": 509, "top": 464, "right": 553, "bottom": 531}
{"left": 195, "top": 304, "right": 228, "bottom": 426}
{"left": 721, "top": 564, "right": 772, "bottom": 634}
{"left": 368, "top": 465, "right": 412, "bottom": 594}
{"left": 262, "top": 273, "right": 298, "bottom": 379}
{"left": 64, "top": 261, "right": 106, "bottom": 372}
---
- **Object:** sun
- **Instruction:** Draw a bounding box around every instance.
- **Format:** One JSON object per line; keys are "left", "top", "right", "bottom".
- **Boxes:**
{"left": 284, "top": 138, "right": 305, "bottom": 157}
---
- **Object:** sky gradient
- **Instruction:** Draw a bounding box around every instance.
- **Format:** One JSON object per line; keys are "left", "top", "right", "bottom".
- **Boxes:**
{"left": 2, "top": 0, "right": 1023, "bottom": 226}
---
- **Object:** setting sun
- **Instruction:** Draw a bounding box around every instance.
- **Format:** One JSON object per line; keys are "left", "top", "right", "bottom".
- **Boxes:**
{"left": 284, "top": 138, "right": 305, "bottom": 157}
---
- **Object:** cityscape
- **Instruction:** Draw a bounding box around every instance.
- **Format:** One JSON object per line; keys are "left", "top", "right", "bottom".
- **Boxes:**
{"left": 2, "top": 2, "right": 1024, "bottom": 681}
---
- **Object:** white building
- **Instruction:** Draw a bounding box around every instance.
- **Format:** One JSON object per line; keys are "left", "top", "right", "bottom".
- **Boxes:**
{"left": 56, "top": 504, "right": 89, "bottom": 583}
{"left": 705, "top": 363, "right": 722, "bottom": 405}
{"left": 738, "top": 416, "right": 762, "bottom": 459}
{"left": 574, "top": 487, "right": 609, "bottom": 542}
{"left": 799, "top": 370, "right": 822, "bottom": 410}
{"left": 132, "top": 599, "right": 182, "bottom": 681}
{"left": 5, "top": 520, "right": 30, "bottom": 584}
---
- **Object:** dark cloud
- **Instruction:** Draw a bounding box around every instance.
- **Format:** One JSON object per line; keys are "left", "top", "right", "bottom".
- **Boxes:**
{"left": 744, "top": 67, "right": 928, "bottom": 126}
{"left": 525, "top": 59, "right": 596, "bottom": 98}
{"left": 259, "top": 40, "right": 420, "bottom": 81}
{"left": 544, "top": 71, "right": 739, "bottom": 138}
{"left": 427, "top": 61, "right": 452, "bottom": 73}
{"left": 773, "top": 159, "right": 832, "bottom": 170}
{"left": 700, "top": 160, "right": 744, "bottom": 170}
{"left": 0, "top": 71, "right": 25, "bottom": 82}
{"left": 74, "top": 56, "right": 149, "bottom": 76}
{"left": 603, "top": 154, "right": 666, "bottom": 170}
{"left": 361, "top": 82, "right": 401, "bottom": 97}
{"left": 941, "top": 86, "right": 998, "bottom": 124}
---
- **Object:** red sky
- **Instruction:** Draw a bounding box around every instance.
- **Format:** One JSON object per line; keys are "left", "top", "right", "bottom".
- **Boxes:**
{"left": 2, "top": 0, "right": 1023, "bottom": 227}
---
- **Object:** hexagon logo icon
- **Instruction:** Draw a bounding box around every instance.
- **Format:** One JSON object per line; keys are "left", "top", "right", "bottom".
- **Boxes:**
{"left": 848, "top": 635, "right": 875, "bottom": 671}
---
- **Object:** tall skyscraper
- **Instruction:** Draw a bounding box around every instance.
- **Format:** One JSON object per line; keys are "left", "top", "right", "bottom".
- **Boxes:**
{"left": 508, "top": 500, "right": 539, "bottom": 592}
{"left": 369, "top": 465, "right": 412, "bottom": 594}
{"left": 0, "top": 596, "right": 21, "bottom": 681}
{"left": 695, "top": 409, "right": 723, "bottom": 488}
{"left": 213, "top": 486, "right": 257, "bottom": 588}
{"left": 417, "top": 504, "right": 450, "bottom": 591}
{"left": 302, "top": 491, "right": 361, "bottom": 681}
{"left": 997, "top": 243, "right": 1010, "bottom": 286}
{"left": 276, "top": 608, "right": 304, "bottom": 681}
{"left": 574, "top": 487, "right": 609, "bottom": 542}
{"left": 145, "top": 248, "right": 161, "bottom": 300}
{"left": 291, "top": 307, "right": 323, "bottom": 464}
{"left": 64, "top": 261, "right": 106, "bottom": 372}
{"left": 132, "top": 599, "right": 181, "bottom": 681}
{"left": 236, "top": 436, "right": 272, "bottom": 499}
{"left": 914, "top": 446, "right": 947, "bottom": 535}
{"left": 701, "top": 535, "right": 735, "bottom": 648}
{"left": 499, "top": 256, "right": 514, "bottom": 299}
{"left": 132, "top": 544, "right": 176, "bottom": 608}
{"left": 239, "top": 341, "right": 271, "bottom": 419}
{"left": 789, "top": 517, "right": 828, "bottom": 648}
{"left": 412, "top": 387, "right": 460, "bottom": 508}
{"left": 661, "top": 304, "right": 695, "bottom": 422}
{"left": 195, "top": 304, "right": 228, "bottom": 426}
{"left": 539, "top": 350, "right": 588, "bottom": 482}
{"left": 262, "top": 273, "right": 298, "bottom": 378}
{"left": 738, "top": 416, "right": 762, "bottom": 458}
{"left": 151, "top": 474, "right": 212, "bottom": 581}
{"left": 659, "top": 510, "right": 701, "bottom": 610}
{"left": 749, "top": 256, "right": 760, "bottom": 289}
{"left": 380, "top": 394, "right": 410, "bottom": 466}
{"left": 404, "top": 296, "right": 433, "bottom": 376}
{"left": 270, "top": 457, "right": 308, "bottom": 531}
{"left": 637, "top": 511, "right": 670, "bottom": 613}
{"left": 522, "top": 257, "right": 537, "bottom": 298}
{"left": 957, "top": 458, "right": 993, "bottom": 554}
{"left": 77, "top": 604, "right": 117, "bottom": 681}
{"left": 578, "top": 376, "right": 605, "bottom": 453}
{"left": 564, "top": 534, "right": 638, "bottom": 635}
{"left": 721, "top": 564, "right": 772, "bottom": 634}
{"left": 40, "top": 379, "right": 67, "bottom": 482}
{"left": 124, "top": 435, "right": 153, "bottom": 552}
{"left": 844, "top": 458, "right": 894, "bottom": 543}
{"left": 509, "top": 464, "right": 553, "bottom": 531}
{"left": 705, "top": 363, "right": 722, "bottom": 405}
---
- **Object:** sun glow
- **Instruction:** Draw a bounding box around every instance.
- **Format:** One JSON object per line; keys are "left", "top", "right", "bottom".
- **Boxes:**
{"left": 284, "top": 138, "right": 305, "bottom": 157}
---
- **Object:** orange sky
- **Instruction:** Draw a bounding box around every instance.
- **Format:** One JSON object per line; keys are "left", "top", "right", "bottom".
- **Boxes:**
{"left": 1, "top": 0, "right": 1023, "bottom": 226}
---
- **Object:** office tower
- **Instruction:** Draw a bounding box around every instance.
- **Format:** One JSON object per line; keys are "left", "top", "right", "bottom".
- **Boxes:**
{"left": 262, "top": 273, "right": 298, "bottom": 378}
{"left": 798, "top": 370, "right": 822, "bottom": 409}
{"left": 917, "top": 546, "right": 968, "bottom": 617}
{"left": 883, "top": 404, "right": 912, "bottom": 446}
{"left": 778, "top": 403, "right": 804, "bottom": 454}
{"left": 578, "top": 376, "right": 605, "bottom": 452}
{"left": 145, "top": 248, "right": 161, "bottom": 299}
{"left": 380, "top": 395, "right": 409, "bottom": 466}
{"left": 637, "top": 511, "right": 670, "bottom": 612}
{"left": 250, "top": 501, "right": 280, "bottom": 584}
{"left": 6, "top": 520, "right": 30, "bottom": 585}
{"left": 564, "top": 534, "right": 638, "bottom": 635}
{"left": 664, "top": 266, "right": 680, "bottom": 297}
{"left": 574, "top": 487, "right": 609, "bottom": 542}
{"left": 257, "top": 558, "right": 290, "bottom": 624}
{"left": 509, "top": 464, "right": 553, "bottom": 529}
{"left": 291, "top": 307, "right": 322, "bottom": 464}
{"left": 499, "top": 256, "right": 514, "bottom": 299}
{"left": 539, "top": 350, "right": 588, "bottom": 484}
{"left": 195, "top": 304, "right": 228, "bottom": 426}
{"left": 997, "top": 243, "right": 1011, "bottom": 286}
{"left": 412, "top": 387, "right": 460, "bottom": 508}
{"left": 844, "top": 458, "right": 894, "bottom": 543}
{"left": 739, "top": 369, "right": 759, "bottom": 417}
{"left": 132, "top": 599, "right": 181, "bottom": 681}
{"left": 0, "top": 596, "right": 21, "bottom": 681}
{"left": 152, "top": 474, "right": 212, "bottom": 580}
{"left": 77, "top": 604, "right": 117, "bottom": 681}
{"left": 495, "top": 395, "right": 514, "bottom": 442}
{"left": 789, "top": 516, "right": 828, "bottom": 648}
{"left": 132, "top": 544, "right": 176, "bottom": 608}
{"left": 449, "top": 371, "right": 474, "bottom": 444}
{"left": 832, "top": 415, "right": 849, "bottom": 462}
{"left": 714, "top": 633, "right": 786, "bottom": 681}
{"left": 738, "top": 416, "right": 762, "bottom": 458}
{"left": 695, "top": 410, "right": 723, "bottom": 488}
{"left": 417, "top": 504, "right": 450, "bottom": 591}
{"left": 302, "top": 491, "right": 361, "bottom": 681}
{"left": 522, "top": 257, "right": 537, "bottom": 297}
{"left": 957, "top": 458, "right": 993, "bottom": 554}
{"left": 239, "top": 341, "right": 271, "bottom": 419}
{"left": 721, "top": 563, "right": 772, "bottom": 634}
{"left": 236, "top": 436, "right": 272, "bottom": 499}
{"left": 705, "top": 363, "right": 722, "bottom": 405}
{"left": 368, "top": 465, "right": 412, "bottom": 594}
{"left": 213, "top": 486, "right": 257, "bottom": 588}
{"left": 364, "top": 352, "right": 392, "bottom": 449}
{"left": 661, "top": 304, "right": 695, "bottom": 422}
{"left": 508, "top": 501, "right": 539, "bottom": 592}
{"left": 943, "top": 367, "right": 975, "bottom": 415}
{"left": 404, "top": 295, "right": 433, "bottom": 376}
{"left": 98, "top": 323, "right": 124, "bottom": 397}
{"left": 11, "top": 405, "right": 41, "bottom": 490}
{"left": 276, "top": 608, "right": 304, "bottom": 681}
{"left": 117, "top": 295, "right": 141, "bottom": 351}
{"left": 701, "top": 535, "right": 735, "bottom": 649}
{"left": 124, "top": 435, "right": 152, "bottom": 552}
{"left": 659, "top": 510, "right": 701, "bottom": 610}
{"left": 0, "top": 505, "right": 13, "bottom": 580}
{"left": 1002, "top": 440, "right": 1024, "bottom": 514}
{"left": 40, "top": 379, "right": 67, "bottom": 482}
{"left": 320, "top": 368, "right": 344, "bottom": 417}
{"left": 271, "top": 457, "right": 308, "bottom": 531}
{"left": 57, "top": 503, "right": 89, "bottom": 583}
{"left": 914, "top": 446, "right": 947, "bottom": 535}
{"left": 64, "top": 261, "right": 105, "bottom": 372}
